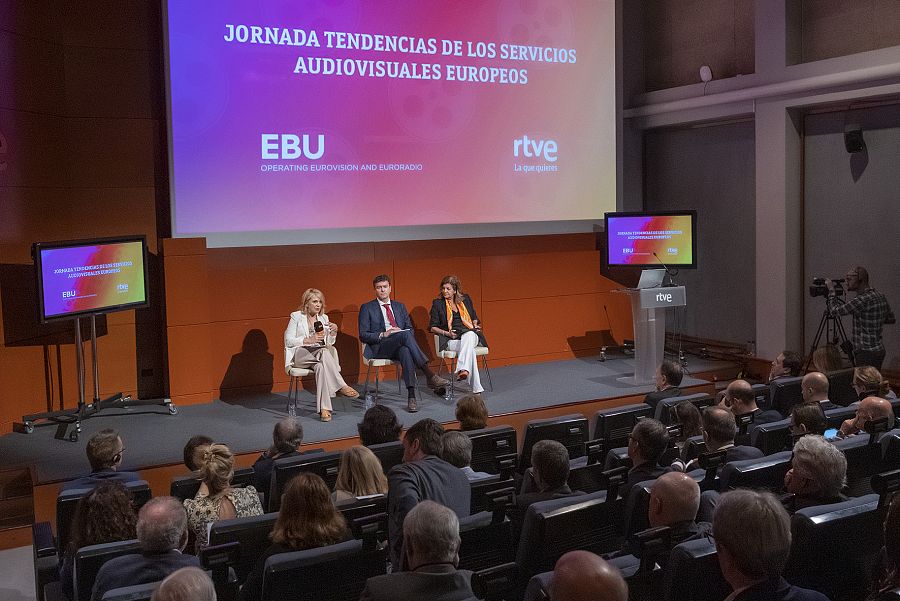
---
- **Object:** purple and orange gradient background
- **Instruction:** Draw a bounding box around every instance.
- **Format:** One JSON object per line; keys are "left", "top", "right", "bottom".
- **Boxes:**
{"left": 40, "top": 242, "right": 147, "bottom": 318}
{"left": 606, "top": 215, "right": 695, "bottom": 266}
{"left": 166, "top": 0, "right": 616, "bottom": 236}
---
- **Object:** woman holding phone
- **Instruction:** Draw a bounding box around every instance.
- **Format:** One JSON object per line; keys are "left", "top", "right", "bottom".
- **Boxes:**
{"left": 429, "top": 275, "right": 487, "bottom": 394}
{"left": 284, "top": 288, "right": 358, "bottom": 421}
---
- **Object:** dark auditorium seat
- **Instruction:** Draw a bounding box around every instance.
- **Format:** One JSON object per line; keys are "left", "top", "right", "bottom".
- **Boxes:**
{"left": 654, "top": 393, "right": 715, "bottom": 426}
{"left": 261, "top": 538, "right": 386, "bottom": 601}
{"left": 458, "top": 511, "right": 516, "bottom": 572}
{"left": 825, "top": 405, "right": 857, "bottom": 428}
{"left": 470, "top": 476, "right": 516, "bottom": 514}
{"left": 208, "top": 512, "right": 279, "bottom": 583}
{"left": 100, "top": 581, "right": 159, "bottom": 601}
{"left": 717, "top": 451, "right": 792, "bottom": 493}
{"left": 834, "top": 431, "right": 891, "bottom": 496}
{"left": 622, "top": 480, "right": 654, "bottom": 539}
{"left": 170, "top": 466, "right": 256, "bottom": 501}
{"left": 785, "top": 494, "right": 881, "bottom": 601}
{"left": 769, "top": 375, "right": 804, "bottom": 417}
{"left": 465, "top": 425, "right": 517, "bottom": 474}
{"left": 519, "top": 414, "right": 588, "bottom": 472}
{"left": 751, "top": 382, "right": 771, "bottom": 410}
{"left": 74, "top": 539, "right": 142, "bottom": 601}
{"left": 268, "top": 450, "right": 341, "bottom": 511}
{"left": 827, "top": 368, "right": 858, "bottom": 406}
{"left": 523, "top": 570, "right": 552, "bottom": 601}
{"left": 367, "top": 440, "right": 404, "bottom": 475}
{"left": 661, "top": 538, "right": 730, "bottom": 601}
{"left": 57, "top": 480, "right": 151, "bottom": 558}
{"left": 749, "top": 418, "right": 792, "bottom": 455}
{"left": 592, "top": 403, "right": 652, "bottom": 449}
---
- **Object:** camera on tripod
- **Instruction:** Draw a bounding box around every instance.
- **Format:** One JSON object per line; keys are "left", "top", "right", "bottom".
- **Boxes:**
{"left": 809, "top": 277, "right": 844, "bottom": 298}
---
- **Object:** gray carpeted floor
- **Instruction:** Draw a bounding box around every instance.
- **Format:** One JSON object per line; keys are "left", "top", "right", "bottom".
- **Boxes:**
{"left": 1, "top": 355, "right": 729, "bottom": 484}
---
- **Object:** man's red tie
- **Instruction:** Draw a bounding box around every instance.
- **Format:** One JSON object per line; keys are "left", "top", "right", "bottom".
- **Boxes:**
{"left": 384, "top": 303, "right": 398, "bottom": 328}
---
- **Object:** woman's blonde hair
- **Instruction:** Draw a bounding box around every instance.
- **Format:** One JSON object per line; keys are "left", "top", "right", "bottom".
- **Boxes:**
{"left": 334, "top": 446, "right": 388, "bottom": 497}
{"left": 853, "top": 365, "right": 891, "bottom": 397}
{"left": 298, "top": 288, "right": 326, "bottom": 315}
{"left": 196, "top": 443, "right": 234, "bottom": 497}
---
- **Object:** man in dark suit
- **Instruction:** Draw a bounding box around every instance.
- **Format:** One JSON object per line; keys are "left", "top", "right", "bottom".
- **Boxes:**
{"left": 800, "top": 372, "right": 838, "bottom": 411}
{"left": 361, "top": 500, "right": 477, "bottom": 601}
{"left": 550, "top": 551, "right": 628, "bottom": 601}
{"left": 672, "top": 406, "right": 763, "bottom": 472}
{"left": 387, "top": 419, "right": 471, "bottom": 568}
{"left": 643, "top": 360, "right": 683, "bottom": 410}
{"left": 251, "top": 416, "right": 304, "bottom": 492}
{"left": 510, "top": 440, "right": 584, "bottom": 533}
{"left": 720, "top": 379, "right": 783, "bottom": 424}
{"left": 359, "top": 274, "right": 449, "bottom": 412}
{"left": 621, "top": 418, "right": 670, "bottom": 500}
{"left": 91, "top": 496, "right": 200, "bottom": 601}
{"left": 783, "top": 434, "right": 847, "bottom": 512}
{"left": 713, "top": 490, "right": 829, "bottom": 601}
{"left": 61, "top": 428, "right": 140, "bottom": 492}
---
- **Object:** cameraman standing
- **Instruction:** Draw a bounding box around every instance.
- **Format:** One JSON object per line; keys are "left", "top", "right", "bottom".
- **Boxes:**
{"left": 827, "top": 266, "right": 895, "bottom": 369}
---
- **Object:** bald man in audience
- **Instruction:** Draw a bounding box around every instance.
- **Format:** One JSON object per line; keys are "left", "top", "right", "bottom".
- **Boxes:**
{"left": 718, "top": 379, "right": 782, "bottom": 424}
{"left": 839, "top": 395, "right": 896, "bottom": 437}
{"left": 550, "top": 551, "right": 627, "bottom": 601}
{"left": 672, "top": 406, "right": 763, "bottom": 472}
{"left": 801, "top": 372, "right": 837, "bottom": 411}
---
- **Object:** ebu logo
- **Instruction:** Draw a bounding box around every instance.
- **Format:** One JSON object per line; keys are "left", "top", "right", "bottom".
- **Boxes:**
{"left": 261, "top": 134, "right": 325, "bottom": 160}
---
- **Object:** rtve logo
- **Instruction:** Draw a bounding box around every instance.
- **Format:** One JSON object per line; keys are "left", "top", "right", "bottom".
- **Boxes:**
{"left": 513, "top": 134, "right": 557, "bottom": 162}
{"left": 655, "top": 292, "right": 674, "bottom": 303}
{"left": 261, "top": 134, "right": 325, "bottom": 160}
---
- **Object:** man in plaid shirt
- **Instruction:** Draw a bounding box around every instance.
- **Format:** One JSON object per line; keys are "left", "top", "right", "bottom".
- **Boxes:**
{"left": 827, "top": 266, "right": 895, "bottom": 369}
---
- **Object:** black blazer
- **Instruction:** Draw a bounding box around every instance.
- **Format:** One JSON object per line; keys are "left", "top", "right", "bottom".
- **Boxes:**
{"left": 429, "top": 296, "right": 487, "bottom": 351}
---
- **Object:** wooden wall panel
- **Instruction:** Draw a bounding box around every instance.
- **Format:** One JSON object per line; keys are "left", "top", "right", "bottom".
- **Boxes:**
{"left": 163, "top": 255, "right": 209, "bottom": 326}
{"left": 481, "top": 250, "right": 616, "bottom": 301}
{"left": 166, "top": 324, "right": 214, "bottom": 404}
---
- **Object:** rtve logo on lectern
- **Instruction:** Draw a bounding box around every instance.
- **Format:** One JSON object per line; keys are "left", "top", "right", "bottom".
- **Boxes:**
{"left": 656, "top": 292, "right": 674, "bottom": 303}
{"left": 261, "top": 134, "right": 325, "bottom": 160}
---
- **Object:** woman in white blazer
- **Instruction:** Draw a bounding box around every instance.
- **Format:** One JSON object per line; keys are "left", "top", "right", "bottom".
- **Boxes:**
{"left": 284, "top": 288, "right": 358, "bottom": 421}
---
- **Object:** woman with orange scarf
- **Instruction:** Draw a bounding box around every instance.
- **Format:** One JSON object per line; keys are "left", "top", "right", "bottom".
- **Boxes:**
{"left": 429, "top": 275, "right": 487, "bottom": 394}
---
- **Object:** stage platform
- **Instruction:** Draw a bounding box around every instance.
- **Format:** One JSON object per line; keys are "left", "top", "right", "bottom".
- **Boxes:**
{"left": 2, "top": 355, "right": 735, "bottom": 487}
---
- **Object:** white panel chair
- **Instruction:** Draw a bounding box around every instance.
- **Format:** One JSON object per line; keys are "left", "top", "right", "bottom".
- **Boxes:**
{"left": 433, "top": 335, "right": 493, "bottom": 400}
{"left": 360, "top": 342, "right": 418, "bottom": 403}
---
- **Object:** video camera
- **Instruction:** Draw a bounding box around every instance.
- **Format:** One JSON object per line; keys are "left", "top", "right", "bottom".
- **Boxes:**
{"left": 810, "top": 277, "right": 844, "bottom": 298}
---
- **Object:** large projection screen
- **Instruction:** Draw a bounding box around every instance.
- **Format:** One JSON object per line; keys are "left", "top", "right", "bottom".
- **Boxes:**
{"left": 164, "top": 1, "right": 617, "bottom": 247}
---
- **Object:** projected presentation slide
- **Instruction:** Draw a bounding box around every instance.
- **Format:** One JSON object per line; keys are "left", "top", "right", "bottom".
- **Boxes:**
{"left": 38, "top": 240, "right": 148, "bottom": 320}
{"left": 606, "top": 214, "right": 696, "bottom": 267}
{"left": 165, "top": 0, "right": 616, "bottom": 245}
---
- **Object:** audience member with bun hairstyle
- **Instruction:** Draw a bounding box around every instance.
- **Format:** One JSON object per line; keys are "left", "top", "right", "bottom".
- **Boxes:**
{"left": 183, "top": 443, "right": 263, "bottom": 550}
{"left": 332, "top": 445, "right": 389, "bottom": 503}
{"left": 240, "top": 472, "right": 350, "bottom": 601}
{"left": 853, "top": 365, "right": 895, "bottom": 402}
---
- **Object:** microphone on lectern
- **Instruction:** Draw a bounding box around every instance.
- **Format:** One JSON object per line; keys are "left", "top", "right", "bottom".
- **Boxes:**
{"left": 652, "top": 252, "right": 677, "bottom": 286}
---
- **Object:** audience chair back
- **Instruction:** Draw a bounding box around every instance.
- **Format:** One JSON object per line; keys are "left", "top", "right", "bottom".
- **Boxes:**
{"left": 751, "top": 382, "right": 771, "bottom": 409}
{"left": 825, "top": 405, "right": 857, "bottom": 428}
{"left": 750, "top": 418, "right": 792, "bottom": 455}
{"left": 73, "top": 539, "right": 141, "bottom": 601}
{"left": 717, "top": 450, "right": 792, "bottom": 492}
{"left": 567, "top": 460, "right": 609, "bottom": 494}
{"left": 261, "top": 538, "right": 385, "bottom": 601}
{"left": 834, "top": 433, "right": 887, "bottom": 497}
{"left": 769, "top": 375, "right": 804, "bottom": 417}
{"left": 268, "top": 450, "right": 341, "bottom": 511}
{"left": 208, "top": 512, "right": 279, "bottom": 584}
{"left": 519, "top": 414, "right": 588, "bottom": 473}
{"left": 336, "top": 494, "right": 388, "bottom": 524}
{"left": 515, "top": 490, "right": 623, "bottom": 579}
{"left": 471, "top": 562, "right": 519, "bottom": 601}
{"left": 470, "top": 476, "right": 515, "bottom": 514}
{"left": 827, "top": 368, "right": 858, "bottom": 406}
{"left": 458, "top": 510, "right": 516, "bottom": 572}
{"left": 99, "top": 581, "right": 159, "bottom": 601}
{"left": 592, "top": 403, "right": 652, "bottom": 449}
{"left": 654, "top": 393, "right": 714, "bottom": 425}
{"left": 785, "top": 494, "right": 881, "bottom": 601}
{"left": 622, "top": 480, "right": 655, "bottom": 539}
{"left": 465, "top": 425, "right": 517, "bottom": 474}
{"left": 57, "top": 480, "right": 150, "bottom": 556}
{"left": 170, "top": 466, "right": 256, "bottom": 501}
{"left": 661, "top": 538, "right": 730, "bottom": 601}
{"left": 681, "top": 435, "right": 707, "bottom": 462}
{"left": 366, "top": 440, "right": 404, "bottom": 475}
{"left": 523, "top": 570, "right": 552, "bottom": 601}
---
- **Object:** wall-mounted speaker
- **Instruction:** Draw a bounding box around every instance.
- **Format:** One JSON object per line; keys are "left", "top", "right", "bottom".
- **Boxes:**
{"left": 844, "top": 128, "right": 865, "bottom": 154}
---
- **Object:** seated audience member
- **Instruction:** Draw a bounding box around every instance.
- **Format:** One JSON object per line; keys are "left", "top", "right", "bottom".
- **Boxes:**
{"left": 151, "top": 567, "right": 216, "bottom": 601}
{"left": 621, "top": 418, "right": 670, "bottom": 499}
{"left": 332, "top": 445, "right": 388, "bottom": 503}
{"left": 251, "top": 417, "right": 304, "bottom": 492}
{"left": 361, "top": 500, "right": 478, "bottom": 601}
{"left": 713, "top": 490, "right": 829, "bottom": 601}
{"left": 357, "top": 405, "right": 403, "bottom": 446}
{"left": 551, "top": 550, "right": 628, "bottom": 601}
{"left": 719, "top": 379, "right": 782, "bottom": 423}
{"left": 872, "top": 496, "right": 900, "bottom": 599}
{"left": 672, "top": 406, "right": 763, "bottom": 472}
{"left": 184, "top": 443, "right": 263, "bottom": 549}
{"left": 455, "top": 393, "right": 488, "bottom": 431}
{"left": 643, "top": 360, "right": 683, "bottom": 409}
{"left": 510, "top": 440, "right": 583, "bottom": 532}
{"left": 59, "top": 481, "right": 137, "bottom": 601}
{"left": 800, "top": 372, "right": 837, "bottom": 411}
{"left": 768, "top": 350, "right": 804, "bottom": 383}
{"left": 839, "top": 395, "right": 896, "bottom": 438}
{"left": 241, "top": 472, "right": 350, "bottom": 601}
{"left": 91, "top": 497, "right": 199, "bottom": 601}
{"left": 388, "top": 419, "right": 471, "bottom": 568}
{"left": 789, "top": 402, "right": 828, "bottom": 437}
{"left": 61, "top": 428, "right": 140, "bottom": 491}
{"left": 441, "top": 431, "right": 492, "bottom": 481}
{"left": 783, "top": 435, "right": 847, "bottom": 511}
{"left": 182, "top": 435, "right": 213, "bottom": 472}
{"left": 811, "top": 344, "right": 843, "bottom": 373}
{"left": 853, "top": 365, "right": 896, "bottom": 402}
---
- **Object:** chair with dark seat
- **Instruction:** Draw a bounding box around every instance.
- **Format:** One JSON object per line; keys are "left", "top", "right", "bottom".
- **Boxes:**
{"left": 592, "top": 404, "right": 652, "bottom": 450}
{"left": 465, "top": 425, "right": 517, "bottom": 474}
{"left": 336, "top": 494, "right": 388, "bottom": 524}
{"left": 751, "top": 382, "right": 771, "bottom": 410}
{"left": 208, "top": 512, "right": 279, "bottom": 584}
{"left": 100, "top": 581, "right": 159, "bottom": 601}
{"left": 827, "top": 368, "right": 858, "bottom": 406}
{"left": 750, "top": 418, "right": 792, "bottom": 455}
{"left": 834, "top": 431, "right": 890, "bottom": 496}
{"left": 784, "top": 494, "right": 881, "bottom": 601}
{"left": 170, "top": 466, "right": 256, "bottom": 501}
{"left": 470, "top": 476, "right": 516, "bottom": 514}
{"left": 366, "top": 440, "right": 404, "bottom": 475}
{"left": 661, "top": 538, "right": 730, "bottom": 601}
{"left": 717, "top": 451, "right": 792, "bottom": 493}
{"left": 73, "top": 539, "right": 142, "bottom": 601}
{"left": 268, "top": 450, "right": 341, "bottom": 511}
{"left": 654, "top": 393, "right": 714, "bottom": 426}
{"left": 769, "top": 375, "right": 804, "bottom": 417}
{"left": 519, "top": 414, "right": 588, "bottom": 473}
{"left": 622, "top": 480, "right": 655, "bottom": 540}
{"left": 825, "top": 405, "right": 857, "bottom": 428}
{"left": 261, "top": 538, "right": 386, "bottom": 601}
{"left": 680, "top": 435, "right": 706, "bottom": 462}
{"left": 458, "top": 510, "right": 516, "bottom": 572}
{"left": 472, "top": 562, "right": 519, "bottom": 601}
{"left": 523, "top": 570, "right": 552, "bottom": 601}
